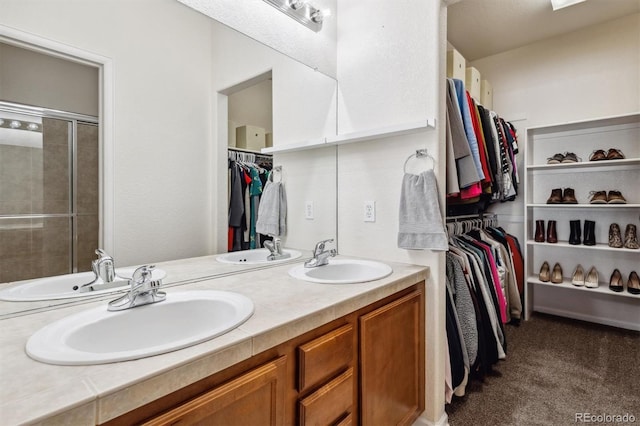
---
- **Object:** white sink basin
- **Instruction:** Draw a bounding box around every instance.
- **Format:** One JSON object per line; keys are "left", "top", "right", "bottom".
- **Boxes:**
{"left": 26, "top": 290, "right": 254, "bottom": 365}
{"left": 0, "top": 267, "right": 166, "bottom": 301}
{"left": 216, "top": 248, "right": 301, "bottom": 265}
{"left": 288, "top": 259, "right": 393, "bottom": 284}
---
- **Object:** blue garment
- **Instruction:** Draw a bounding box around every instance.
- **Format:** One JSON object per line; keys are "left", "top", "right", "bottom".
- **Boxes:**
{"left": 453, "top": 79, "right": 485, "bottom": 181}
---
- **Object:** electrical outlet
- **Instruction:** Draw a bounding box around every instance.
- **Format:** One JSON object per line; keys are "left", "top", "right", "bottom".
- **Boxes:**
{"left": 364, "top": 201, "right": 376, "bottom": 222}
{"left": 305, "top": 201, "right": 314, "bottom": 220}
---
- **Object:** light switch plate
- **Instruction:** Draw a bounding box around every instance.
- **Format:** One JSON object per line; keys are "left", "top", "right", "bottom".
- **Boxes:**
{"left": 364, "top": 201, "right": 375, "bottom": 222}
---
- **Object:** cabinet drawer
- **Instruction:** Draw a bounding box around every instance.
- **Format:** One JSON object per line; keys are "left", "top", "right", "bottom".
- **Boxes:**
{"left": 298, "top": 368, "right": 353, "bottom": 426}
{"left": 298, "top": 324, "right": 353, "bottom": 392}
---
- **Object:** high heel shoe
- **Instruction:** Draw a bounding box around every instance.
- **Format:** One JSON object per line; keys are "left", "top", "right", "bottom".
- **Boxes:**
{"left": 609, "top": 269, "right": 624, "bottom": 292}
{"left": 571, "top": 264, "right": 585, "bottom": 287}
{"left": 551, "top": 263, "right": 563, "bottom": 284}
{"left": 539, "top": 261, "right": 551, "bottom": 282}
{"left": 585, "top": 266, "right": 599, "bottom": 288}
{"left": 628, "top": 271, "right": 640, "bottom": 295}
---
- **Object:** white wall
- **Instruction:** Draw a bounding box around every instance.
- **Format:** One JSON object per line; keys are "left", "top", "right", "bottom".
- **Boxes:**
{"left": 1, "top": 0, "right": 214, "bottom": 266}
{"left": 471, "top": 13, "right": 640, "bottom": 243}
{"left": 336, "top": 2, "right": 448, "bottom": 424}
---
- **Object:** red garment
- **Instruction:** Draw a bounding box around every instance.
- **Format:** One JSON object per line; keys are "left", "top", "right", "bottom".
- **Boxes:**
{"left": 505, "top": 235, "right": 524, "bottom": 297}
{"left": 466, "top": 93, "right": 492, "bottom": 186}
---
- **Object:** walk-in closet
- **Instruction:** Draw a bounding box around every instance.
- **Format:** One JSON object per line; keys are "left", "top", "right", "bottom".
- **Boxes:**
{"left": 444, "top": 1, "right": 639, "bottom": 424}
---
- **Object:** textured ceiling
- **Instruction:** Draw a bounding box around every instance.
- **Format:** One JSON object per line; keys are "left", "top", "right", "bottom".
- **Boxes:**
{"left": 448, "top": 0, "right": 640, "bottom": 61}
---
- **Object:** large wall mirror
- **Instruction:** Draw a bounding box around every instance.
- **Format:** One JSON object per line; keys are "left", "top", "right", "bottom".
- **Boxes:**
{"left": 0, "top": 3, "right": 338, "bottom": 318}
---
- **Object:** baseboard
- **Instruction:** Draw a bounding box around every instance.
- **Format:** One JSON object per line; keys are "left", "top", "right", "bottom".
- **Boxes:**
{"left": 412, "top": 411, "right": 449, "bottom": 426}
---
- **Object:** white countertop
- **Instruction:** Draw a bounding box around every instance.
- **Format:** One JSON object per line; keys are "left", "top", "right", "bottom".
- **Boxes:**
{"left": 0, "top": 256, "right": 428, "bottom": 425}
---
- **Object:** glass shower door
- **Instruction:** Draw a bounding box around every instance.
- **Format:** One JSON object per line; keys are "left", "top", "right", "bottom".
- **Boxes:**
{"left": 0, "top": 104, "right": 98, "bottom": 283}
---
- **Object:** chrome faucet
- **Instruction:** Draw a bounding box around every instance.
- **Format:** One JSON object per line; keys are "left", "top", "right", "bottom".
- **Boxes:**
{"left": 74, "top": 249, "right": 128, "bottom": 293}
{"left": 93, "top": 249, "right": 115, "bottom": 282}
{"left": 107, "top": 265, "right": 165, "bottom": 311}
{"left": 304, "top": 238, "right": 337, "bottom": 268}
{"left": 264, "top": 237, "right": 290, "bottom": 261}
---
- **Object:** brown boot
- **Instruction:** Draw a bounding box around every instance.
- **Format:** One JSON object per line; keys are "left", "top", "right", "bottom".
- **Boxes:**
{"left": 624, "top": 224, "right": 639, "bottom": 249}
{"left": 562, "top": 188, "right": 578, "bottom": 204}
{"left": 546, "top": 188, "right": 563, "bottom": 204}
{"left": 608, "top": 223, "right": 623, "bottom": 248}
{"left": 546, "top": 220, "right": 558, "bottom": 243}
{"left": 535, "top": 220, "right": 545, "bottom": 242}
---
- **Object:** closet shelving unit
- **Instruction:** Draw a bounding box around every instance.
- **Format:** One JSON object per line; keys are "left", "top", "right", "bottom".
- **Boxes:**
{"left": 524, "top": 113, "right": 640, "bottom": 331}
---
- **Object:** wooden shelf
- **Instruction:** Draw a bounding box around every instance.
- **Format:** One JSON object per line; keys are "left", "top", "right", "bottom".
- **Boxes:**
{"left": 262, "top": 118, "right": 436, "bottom": 154}
{"left": 528, "top": 276, "right": 640, "bottom": 299}
{"left": 526, "top": 240, "right": 640, "bottom": 254}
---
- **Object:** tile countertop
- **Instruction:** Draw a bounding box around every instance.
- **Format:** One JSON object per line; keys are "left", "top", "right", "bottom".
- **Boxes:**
{"left": 0, "top": 256, "right": 428, "bottom": 425}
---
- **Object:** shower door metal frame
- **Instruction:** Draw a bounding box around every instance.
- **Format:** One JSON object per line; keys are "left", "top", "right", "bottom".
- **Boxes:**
{"left": 0, "top": 101, "right": 99, "bottom": 274}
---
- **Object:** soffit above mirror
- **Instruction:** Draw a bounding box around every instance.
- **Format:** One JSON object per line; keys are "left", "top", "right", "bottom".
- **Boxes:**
{"left": 176, "top": 0, "right": 337, "bottom": 78}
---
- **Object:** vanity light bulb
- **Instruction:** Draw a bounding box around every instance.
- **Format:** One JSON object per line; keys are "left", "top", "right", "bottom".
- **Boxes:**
{"left": 27, "top": 123, "right": 39, "bottom": 131}
{"left": 0, "top": 119, "right": 4, "bottom": 126}
{"left": 289, "top": 0, "right": 305, "bottom": 10}
{"left": 310, "top": 8, "right": 330, "bottom": 23}
{"left": 10, "top": 120, "right": 22, "bottom": 129}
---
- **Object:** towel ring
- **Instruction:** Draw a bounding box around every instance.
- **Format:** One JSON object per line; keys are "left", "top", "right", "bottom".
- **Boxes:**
{"left": 403, "top": 149, "right": 435, "bottom": 173}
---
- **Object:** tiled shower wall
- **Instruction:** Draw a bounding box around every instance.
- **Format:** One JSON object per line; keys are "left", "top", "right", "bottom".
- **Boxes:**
{"left": 0, "top": 115, "right": 98, "bottom": 282}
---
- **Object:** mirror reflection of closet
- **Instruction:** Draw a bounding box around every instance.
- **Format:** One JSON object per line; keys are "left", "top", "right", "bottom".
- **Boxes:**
{"left": 0, "top": 42, "right": 99, "bottom": 283}
{"left": 226, "top": 72, "right": 274, "bottom": 252}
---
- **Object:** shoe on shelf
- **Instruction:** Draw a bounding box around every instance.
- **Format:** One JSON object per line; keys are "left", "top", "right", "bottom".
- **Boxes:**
{"left": 606, "top": 148, "right": 625, "bottom": 160}
{"left": 546, "top": 188, "right": 563, "bottom": 204}
{"left": 585, "top": 266, "right": 599, "bottom": 288}
{"left": 569, "top": 220, "right": 582, "bottom": 245}
{"left": 583, "top": 220, "right": 596, "bottom": 246}
{"left": 562, "top": 188, "right": 578, "bottom": 204}
{"left": 628, "top": 271, "right": 640, "bottom": 295}
{"left": 609, "top": 269, "right": 624, "bottom": 292}
{"left": 571, "top": 264, "right": 585, "bottom": 287}
{"left": 608, "top": 223, "right": 623, "bottom": 248}
{"left": 589, "top": 150, "right": 607, "bottom": 161}
{"left": 546, "top": 220, "right": 558, "bottom": 243}
{"left": 534, "top": 220, "right": 545, "bottom": 242}
{"left": 561, "top": 152, "right": 580, "bottom": 163}
{"left": 539, "top": 261, "right": 551, "bottom": 282}
{"left": 551, "top": 263, "right": 563, "bottom": 284}
{"left": 624, "top": 224, "right": 639, "bottom": 249}
{"left": 547, "top": 153, "right": 565, "bottom": 164}
{"left": 607, "top": 191, "right": 627, "bottom": 204}
{"left": 589, "top": 191, "right": 608, "bottom": 204}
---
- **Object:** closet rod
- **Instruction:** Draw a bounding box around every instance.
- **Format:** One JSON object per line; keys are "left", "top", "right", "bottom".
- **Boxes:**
{"left": 446, "top": 212, "right": 497, "bottom": 222}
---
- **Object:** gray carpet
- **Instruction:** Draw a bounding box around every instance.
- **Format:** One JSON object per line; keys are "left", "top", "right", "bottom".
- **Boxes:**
{"left": 446, "top": 313, "right": 640, "bottom": 426}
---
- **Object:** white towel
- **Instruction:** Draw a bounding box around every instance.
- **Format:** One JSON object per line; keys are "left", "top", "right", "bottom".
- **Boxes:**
{"left": 256, "top": 176, "right": 287, "bottom": 237}
{"left": 398, "top": 169, "right": 448, "bottom": 251}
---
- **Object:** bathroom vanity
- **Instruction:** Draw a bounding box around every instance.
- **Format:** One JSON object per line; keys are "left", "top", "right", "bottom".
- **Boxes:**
{"left": 0, "top": 257, "right": 428, "bottom": 425}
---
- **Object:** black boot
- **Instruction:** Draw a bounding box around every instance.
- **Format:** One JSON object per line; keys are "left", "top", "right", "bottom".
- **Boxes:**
{"left": 569, "top": 220, "right": 581, "bottom": 245}
{"left": 583, "top": 220, "right": 596, "bottom": 246}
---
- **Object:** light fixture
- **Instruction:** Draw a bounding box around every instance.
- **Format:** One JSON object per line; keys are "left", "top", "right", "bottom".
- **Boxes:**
{"left": 263, "top": 0, "right": 329, "bottom": 32}
{"left": 550, "top": 0, "right": 587, "bottom": 11}
{"left": 27, "top": 123, "right": 39, "bottom": 131}
{"left": 10, "top": 120, "right": 22, "bottom": 129}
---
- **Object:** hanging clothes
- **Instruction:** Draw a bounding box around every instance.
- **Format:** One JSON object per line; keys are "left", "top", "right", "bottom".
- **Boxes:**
{"left": 444, "top": 220, "right": 524, "bottom": 402}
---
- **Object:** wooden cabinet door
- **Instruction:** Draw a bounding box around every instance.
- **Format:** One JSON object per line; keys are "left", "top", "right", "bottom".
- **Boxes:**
{"left": 143, "top": 356, "right": 287, "bottom": 426}
{"left": 359, "top": 289, "right": 425, "bottom": 426}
